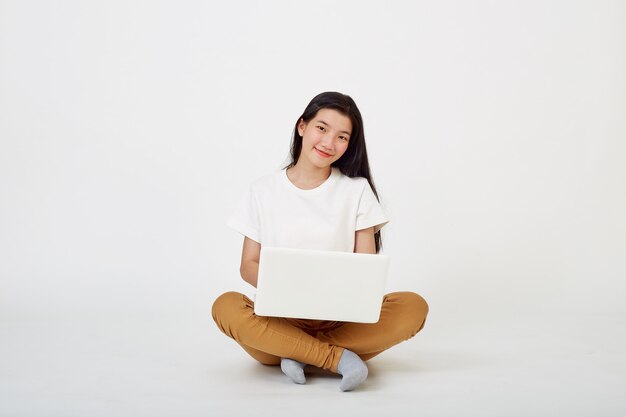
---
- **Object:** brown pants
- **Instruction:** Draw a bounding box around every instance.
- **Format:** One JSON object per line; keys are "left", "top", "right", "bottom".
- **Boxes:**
{"left": 211, "top": 291, "right": 428, "bottom": 373}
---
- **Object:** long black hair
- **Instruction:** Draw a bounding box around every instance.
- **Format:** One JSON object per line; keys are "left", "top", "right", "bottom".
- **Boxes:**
{"left": 283, "top": 91, "right": 385, "bottom": 253}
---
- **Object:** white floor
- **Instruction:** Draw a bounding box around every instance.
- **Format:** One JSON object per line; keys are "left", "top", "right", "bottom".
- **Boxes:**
{"left": 1, "top": 311, "right": 625, "bottom": 417}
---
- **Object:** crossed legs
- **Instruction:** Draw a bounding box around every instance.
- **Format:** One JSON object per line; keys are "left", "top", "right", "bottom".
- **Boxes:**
{"left": 211, "top": 291, "right": 428, "bottom": 389}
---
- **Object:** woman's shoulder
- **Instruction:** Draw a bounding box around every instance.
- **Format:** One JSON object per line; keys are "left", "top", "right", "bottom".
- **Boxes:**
{"left": 245, "top": 167, "right": 285, "bottom": 191}
{"left": 334, "top": 168, "right": 369, "bottom": 188}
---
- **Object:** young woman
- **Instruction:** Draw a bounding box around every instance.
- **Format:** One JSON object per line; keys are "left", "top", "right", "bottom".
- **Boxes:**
{"left": 212, "top": 92, "right": 428, "bottom": 392}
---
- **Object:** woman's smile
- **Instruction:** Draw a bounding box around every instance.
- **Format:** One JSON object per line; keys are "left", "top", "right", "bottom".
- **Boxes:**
{"left": 315, "top": 148, "right": 332, "bottom": 158}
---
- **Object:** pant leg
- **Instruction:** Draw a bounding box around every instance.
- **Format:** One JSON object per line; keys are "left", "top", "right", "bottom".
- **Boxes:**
{"left": 315, "top": 291, "right": 428, "bottom": 361}
{"left": 239, "top": 344, "right": 281, "bottom": 366}
{"left": 211, "top": 291, "right": 345, "bottom": 372}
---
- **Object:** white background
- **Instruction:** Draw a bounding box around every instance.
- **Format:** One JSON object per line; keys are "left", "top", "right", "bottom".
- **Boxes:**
{"left": 1, "top": 1, "right": 625, "bottom": 416}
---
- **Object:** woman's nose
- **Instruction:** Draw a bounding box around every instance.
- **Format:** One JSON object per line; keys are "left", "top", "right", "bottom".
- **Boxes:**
{"left": 320, "top": 134, "right": 334, "bottom": 148}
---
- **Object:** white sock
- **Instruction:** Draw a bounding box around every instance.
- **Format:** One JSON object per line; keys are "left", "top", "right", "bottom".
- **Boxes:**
{"left": 280, "top": 358, "right": 306, "bottom": 384}
{"left": 336, "top": 349, "right": 368, "bottom": 391}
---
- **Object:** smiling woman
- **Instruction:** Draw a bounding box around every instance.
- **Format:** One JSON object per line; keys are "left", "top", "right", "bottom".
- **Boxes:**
{"left": 212, "top": 91, "right": 428, "bottom": 392}
{"left": 291, "top": 107, "right": 353, "bottom": 176}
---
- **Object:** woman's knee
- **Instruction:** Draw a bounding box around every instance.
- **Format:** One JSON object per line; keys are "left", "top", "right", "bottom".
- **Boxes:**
{"left": 211, "top": 291, "right": 246, "bottom": 325}
{"left": 408, "top": 292, "right": 429, "bottom": 317}
{"left": 407, "top": 292, "right": 429, "bottom": 333}
{"left": 390, "top": 291, "right": 429, "bottom": 335}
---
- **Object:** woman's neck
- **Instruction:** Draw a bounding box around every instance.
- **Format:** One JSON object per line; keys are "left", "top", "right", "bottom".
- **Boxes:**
{"left": 286, "top": 163, "right": 332, "bottom": 189}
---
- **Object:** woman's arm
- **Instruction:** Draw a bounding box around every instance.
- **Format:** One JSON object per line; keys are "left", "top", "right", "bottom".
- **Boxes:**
{"left": 354, "top": 226, "right": 376, "bottom": 254}
{"left": 240, "top": 236, "right": 261, "bottom": 288}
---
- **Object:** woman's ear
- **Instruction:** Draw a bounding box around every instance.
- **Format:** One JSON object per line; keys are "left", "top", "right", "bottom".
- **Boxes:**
{"left": 297, "top": 118, "right": 305, "bottom": 136}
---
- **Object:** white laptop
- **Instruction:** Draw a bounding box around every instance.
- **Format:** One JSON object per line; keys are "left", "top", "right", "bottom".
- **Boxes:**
{"left": 254, "top": 246, "right": 390, "bottom": 323}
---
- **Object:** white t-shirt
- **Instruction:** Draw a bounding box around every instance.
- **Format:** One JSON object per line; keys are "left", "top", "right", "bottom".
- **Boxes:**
{"left": 227, "top": 166, "right": 390, "bottom": 253}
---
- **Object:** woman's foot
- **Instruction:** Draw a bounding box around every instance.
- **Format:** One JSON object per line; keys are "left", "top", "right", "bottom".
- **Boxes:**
{"left": 337, "top": 349, "right": 368, "bottom": 391}
{"left": 280, "top": 358, "right": 307, "bottom": 384}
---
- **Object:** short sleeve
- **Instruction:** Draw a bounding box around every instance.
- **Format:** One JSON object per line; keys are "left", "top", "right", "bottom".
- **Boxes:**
{"left": 355, "top": 180, "right": 389, "bottom": 234}
{"left": 226, "top": 184, "right": 261, "bottom": 243}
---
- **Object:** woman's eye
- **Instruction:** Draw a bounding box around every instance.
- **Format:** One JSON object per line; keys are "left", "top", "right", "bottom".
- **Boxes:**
{"left": 317, "top": 126, "right": 325, "bottom": 131}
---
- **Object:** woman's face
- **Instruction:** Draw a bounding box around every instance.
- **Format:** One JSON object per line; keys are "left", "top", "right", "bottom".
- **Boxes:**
{"left": 297, "top": 108, "right": 352, "bottom": 169}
